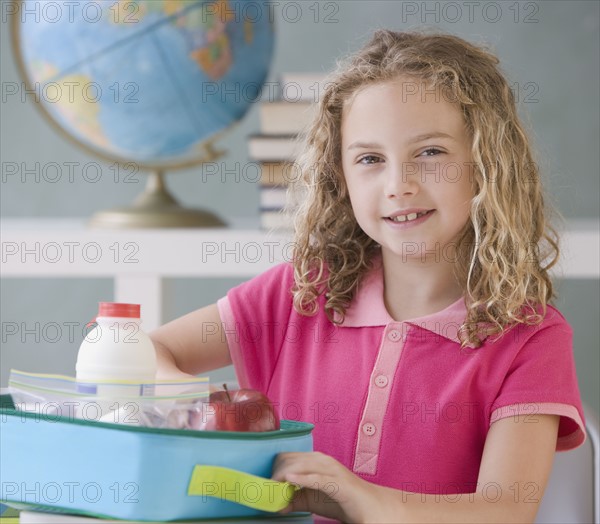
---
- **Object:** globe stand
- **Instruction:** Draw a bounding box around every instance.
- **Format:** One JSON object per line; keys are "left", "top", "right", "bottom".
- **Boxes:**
{"left": 88, "top": 171, "right": 226, "bottom": 228}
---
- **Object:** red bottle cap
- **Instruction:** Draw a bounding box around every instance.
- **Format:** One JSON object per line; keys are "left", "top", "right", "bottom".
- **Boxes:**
{"left": 97, "top": 302, "right": 140, "bottom": 318}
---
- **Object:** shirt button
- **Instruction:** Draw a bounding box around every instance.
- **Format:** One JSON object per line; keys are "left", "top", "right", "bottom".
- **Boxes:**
{"left": 387, "top": 329, "right": 402, "bottom": 342}
{"left": 374, "top": 375, "right": 388, "bottom": 388}
{"left": 362, "top": 423, "right": 376, "bottom": 436}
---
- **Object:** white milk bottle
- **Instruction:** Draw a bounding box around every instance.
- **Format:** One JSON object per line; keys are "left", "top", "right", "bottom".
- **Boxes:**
{"left": 76, "top": 302, "right": 157, "bottom": 423}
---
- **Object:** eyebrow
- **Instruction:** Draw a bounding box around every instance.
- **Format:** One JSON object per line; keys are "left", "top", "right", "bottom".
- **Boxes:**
{"left": 347, "top": 132, "right": 456, "bottom": 150}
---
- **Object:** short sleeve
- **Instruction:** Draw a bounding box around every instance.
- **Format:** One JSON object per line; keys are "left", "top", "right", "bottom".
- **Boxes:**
{"left": 216, "top": 263, "right": 294, "bottom": 394}
{"left": 490, "top": 307, "right": 587, "bottom": 451}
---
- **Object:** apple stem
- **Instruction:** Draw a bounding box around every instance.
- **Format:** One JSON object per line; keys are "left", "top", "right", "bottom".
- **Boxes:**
{"left": 223, "top": 383, "right": 231, "bottom": 402}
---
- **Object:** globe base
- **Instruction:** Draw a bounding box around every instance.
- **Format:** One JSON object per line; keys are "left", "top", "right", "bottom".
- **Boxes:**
{"left": 88, "top": 206, "right": 227, "bottom": 229}
{"left": 88, "top": 171, "right": 227, "bottom": 228}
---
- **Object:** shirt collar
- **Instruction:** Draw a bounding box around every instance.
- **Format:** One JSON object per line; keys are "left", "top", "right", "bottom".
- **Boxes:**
{"left": 333, "top": 253, "right": 478, "bottom": 345}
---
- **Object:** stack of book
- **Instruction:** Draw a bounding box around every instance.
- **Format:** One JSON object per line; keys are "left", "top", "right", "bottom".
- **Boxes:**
{"left": 248, "top": 73, "right": 327, "bottom": 230}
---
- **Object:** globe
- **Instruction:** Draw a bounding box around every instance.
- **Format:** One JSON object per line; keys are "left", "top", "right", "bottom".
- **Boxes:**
{"left": 12, "top": 0, "right": 275, "bottom": 227}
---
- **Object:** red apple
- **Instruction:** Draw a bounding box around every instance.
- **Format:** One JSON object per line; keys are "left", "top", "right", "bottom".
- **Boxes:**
{"left": 189, "top": 384, "right": 280, "bottom": 432}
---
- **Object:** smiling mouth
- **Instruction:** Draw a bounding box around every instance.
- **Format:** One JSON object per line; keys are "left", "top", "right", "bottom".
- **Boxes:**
{"left": 386, "top": 210, "right": 434, "bottom": 223}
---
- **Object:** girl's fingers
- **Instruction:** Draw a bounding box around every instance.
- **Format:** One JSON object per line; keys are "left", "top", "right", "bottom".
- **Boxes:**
{"left": 287, "top": 472, "right": 330, "bottom": 490}
{"left": 272, "top": 452, "right": 319, "bottom": 481}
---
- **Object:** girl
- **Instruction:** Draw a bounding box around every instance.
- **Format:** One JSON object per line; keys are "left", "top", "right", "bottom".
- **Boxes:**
{"left": 151, "top": 29, "right": 586, "bottom": 523}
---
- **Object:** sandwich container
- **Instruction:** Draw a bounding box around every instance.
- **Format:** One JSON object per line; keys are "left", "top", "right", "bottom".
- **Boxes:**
{"left": 0, "top": 393, "right": 314, "bottom": 521}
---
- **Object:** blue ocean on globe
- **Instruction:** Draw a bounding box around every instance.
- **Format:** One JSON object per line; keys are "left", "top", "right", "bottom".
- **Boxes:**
{"left": 16, "top": 0, "right": 275, "bottom": 166}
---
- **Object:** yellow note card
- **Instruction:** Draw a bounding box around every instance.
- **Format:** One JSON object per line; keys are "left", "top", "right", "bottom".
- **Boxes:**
{"left": 187, "top": 465, "right": 298, "bottom": 513}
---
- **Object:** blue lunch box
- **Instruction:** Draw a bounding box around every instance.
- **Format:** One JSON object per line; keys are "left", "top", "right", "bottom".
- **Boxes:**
{"left": 0, "top": 395, "right": 314, "bottom": 521}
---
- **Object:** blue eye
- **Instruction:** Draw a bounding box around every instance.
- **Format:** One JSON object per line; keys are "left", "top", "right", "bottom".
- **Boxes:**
{"left": 358, "top": 155, "right": 381, "bottom": 165}
{"left": 421, "top": 148, "right": 443, "bottom": 157}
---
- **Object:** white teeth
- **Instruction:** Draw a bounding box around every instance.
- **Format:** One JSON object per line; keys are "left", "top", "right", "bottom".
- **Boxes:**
{"left": 389, "top": 211, "right": 428, "bottom": 223}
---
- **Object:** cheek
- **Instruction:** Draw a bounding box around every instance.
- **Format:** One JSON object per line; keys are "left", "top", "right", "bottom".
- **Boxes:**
{"left": 344, "top": 182, "right": 375, "bottom": 226}
{"left": 447, "top": 174, "right": 475, "bottom": 206}
{"left": 341, "top": 175, "right": 359, "bottom": 212}
{"left": 342, "top": 173, "right": 361, "bottom": 207}
{"left": 346, "top": 189, "right": 364, "bottom": 218}
{"left": 436, "top": 179, "right": 473, "bottom": 228}
{"left": 452, "top": 185, "right": 474, "bottom": 227}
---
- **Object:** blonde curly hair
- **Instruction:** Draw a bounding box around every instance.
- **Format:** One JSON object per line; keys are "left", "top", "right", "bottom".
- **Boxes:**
{"left": 287, "top": 28, "right": 560, "bottom": 348}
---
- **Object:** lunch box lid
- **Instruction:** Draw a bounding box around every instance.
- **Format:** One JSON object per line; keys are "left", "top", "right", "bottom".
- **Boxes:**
{"left": 0, "top": 393, "right": 314, "bottom": 440}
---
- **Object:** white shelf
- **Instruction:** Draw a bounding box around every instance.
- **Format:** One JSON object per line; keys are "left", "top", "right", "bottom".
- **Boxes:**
{"left": 0, "top": 217, "right": 291, "bottom": 277}
{"left": 1, "top": 218, "right": 598, "bottom": 330}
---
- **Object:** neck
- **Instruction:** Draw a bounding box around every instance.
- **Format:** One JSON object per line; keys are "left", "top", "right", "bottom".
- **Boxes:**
{"left": 380, "top": 249, "right": 464, "bottom": 322}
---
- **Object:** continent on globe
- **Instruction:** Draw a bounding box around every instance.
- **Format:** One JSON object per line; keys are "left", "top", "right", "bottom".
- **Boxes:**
{"left": 189, "top": 0, "right": 235, "bottom": 80}
{"left": 53, "top": 74, "right": 112, "bottom": 150}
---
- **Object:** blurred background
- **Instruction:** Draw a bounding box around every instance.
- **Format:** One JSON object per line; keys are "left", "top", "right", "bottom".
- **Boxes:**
{"left": 1, "top": 1, "right": 598, "bottom": 413}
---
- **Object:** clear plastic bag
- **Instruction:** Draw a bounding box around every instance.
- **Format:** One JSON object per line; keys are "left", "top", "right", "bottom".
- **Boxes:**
{"left": 5, "top": 369, "right": 212, "bottom": 430}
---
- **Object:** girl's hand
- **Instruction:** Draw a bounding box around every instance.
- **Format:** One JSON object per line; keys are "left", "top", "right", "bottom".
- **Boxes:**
{"left": 272, "top": 451, "right": 378, "bottom": 522}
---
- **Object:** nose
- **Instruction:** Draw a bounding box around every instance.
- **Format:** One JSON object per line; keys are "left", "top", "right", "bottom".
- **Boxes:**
{"left": 385, "top": 161, "right": 420, "bottom": 199}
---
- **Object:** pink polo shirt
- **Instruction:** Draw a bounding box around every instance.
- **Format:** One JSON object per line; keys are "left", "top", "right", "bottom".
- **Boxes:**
{"left": 216, "top": 255, "right": 586, "bottom": 494}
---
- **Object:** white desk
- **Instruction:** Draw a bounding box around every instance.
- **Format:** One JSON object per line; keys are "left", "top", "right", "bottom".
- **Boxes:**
{"left": 1, "top": 218, "right": 598, "bottom": 331}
